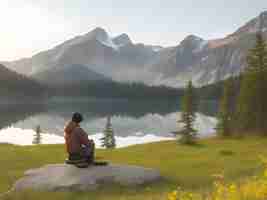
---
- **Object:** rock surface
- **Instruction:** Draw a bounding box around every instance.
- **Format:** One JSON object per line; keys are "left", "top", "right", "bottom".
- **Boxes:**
{"left": 14, "top": 164, "right": 162, "bottom": 191}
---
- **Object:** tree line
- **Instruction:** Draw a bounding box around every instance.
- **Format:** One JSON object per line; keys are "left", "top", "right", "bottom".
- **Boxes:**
{"left": 176, "top": 32, "right": 267, "bottom": 144}
{"left": 217, "top": 33, "right": 267, "bottom": 136}
{"left": 0, "top": 62, "right": 183, "bottom": 100}
{"left": 51, "top": 81, "right": 182, "bottom": 100}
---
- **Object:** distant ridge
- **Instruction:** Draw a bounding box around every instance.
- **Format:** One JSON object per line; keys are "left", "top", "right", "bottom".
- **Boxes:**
{"left": 2, "top": 11, "right": 267, "bottom": 88}
{"left": 0, "top": 64, "right": 45, "bottom": 98}
{"left": 33, "top": 64, "right": 110, "bottom": 86}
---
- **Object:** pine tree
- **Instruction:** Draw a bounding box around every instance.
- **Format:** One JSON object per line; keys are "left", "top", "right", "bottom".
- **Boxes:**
{"left": 216, "top": 76, "right": 235, "bottom": 137}
{"left": 175, "top": 81, "right": 197, "bottom": 144}
{"left": 236, "top": 33, "right": 267, "bottom": 133}
{"left": 101, "top": 116, "right": 116, "bottom": 149}
{"left": 32, "top": 125, "right": 42, "bottom": 145}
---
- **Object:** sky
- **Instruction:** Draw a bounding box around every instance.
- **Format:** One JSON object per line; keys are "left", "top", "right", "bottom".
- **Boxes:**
{"left": 0, "top": 0, "right": 266, "bottom": 61}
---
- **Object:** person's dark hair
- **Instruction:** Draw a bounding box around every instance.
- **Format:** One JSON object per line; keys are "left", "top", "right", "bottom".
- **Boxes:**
{"left": 72, "top": 112, "right": 83, "bottom": 123}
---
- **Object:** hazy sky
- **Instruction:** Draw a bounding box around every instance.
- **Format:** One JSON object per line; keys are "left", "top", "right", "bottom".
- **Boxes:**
{"left": 0, "top": 0, "right": 266, "bottom": 61}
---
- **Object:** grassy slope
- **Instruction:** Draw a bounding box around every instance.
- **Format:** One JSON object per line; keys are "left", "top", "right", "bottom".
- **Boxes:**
{"left": 1, "top": 137, "right": 267, "bottom": 200}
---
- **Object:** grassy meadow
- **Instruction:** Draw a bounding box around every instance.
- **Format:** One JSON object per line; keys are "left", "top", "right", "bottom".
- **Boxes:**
{"left": 1, "top": 137, "right": 267, "bottom": 200}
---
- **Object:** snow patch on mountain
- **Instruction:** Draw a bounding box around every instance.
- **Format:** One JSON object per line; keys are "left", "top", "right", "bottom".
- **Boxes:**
{"left": 151, "top": 73, "right": 192, "bottom": 88}
{"left": 98, "top": 37, "right": 119, "bottom": 50}
{"left": 193, "top": 40, "right": 208, "bottom": 53}
{"left": 151, "top": 46, "right": 163, "bottom": 52}
{"left": 51, "top": 28, "right": 122, "bottom": 62}
{"left": 192, "top": 70, "right": 207, "bottom": 85}
{"left": 112, "top": 34, "right": 132, "bottom": 47}
{"left": 67, "top": 27, "right": 120, "bottom": 51}
{"left": 89, "top": 28, "right": 119, "bottom": 50}
{"left": 187, "top": 35, "right": 203, "bottom": 42}
{"left": 201, "top": 56, "right": 209, "bottom": 61}
{"left": 53, "top": 48, "right": 68, "bottom": 61}
{"left": 152, "top": 66, "right": 221, "bottom": 88}
{"left": 206, "top": 69, "right": 219, "bottom": 85}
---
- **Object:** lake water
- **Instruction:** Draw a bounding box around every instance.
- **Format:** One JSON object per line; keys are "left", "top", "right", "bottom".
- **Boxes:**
{"left": 0, "top": 98, "right": 218, "bottom": 147}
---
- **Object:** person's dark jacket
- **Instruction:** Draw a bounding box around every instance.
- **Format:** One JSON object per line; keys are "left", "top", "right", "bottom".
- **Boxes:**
{"left": 64, "top": 121, "right": 90, "bottom": 154}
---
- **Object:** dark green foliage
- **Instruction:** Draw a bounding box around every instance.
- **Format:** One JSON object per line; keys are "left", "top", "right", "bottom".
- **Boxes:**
{"left": 101, "top": 117, "right": 116, "bottom": 149}
{"left": 175, "top": 81, "right": 197, "bottom": 144}
{"left": 216, "top": 76, "right": 235, "bottom": 137}
{"left": 32, "top": 125, "right": 42, "bottom": 145}
{"left": 236, "top": 33, "right": 267, "bottom": 133}
{"left": 51, "top": 81, "right": 182, "bottom": 100}
{"left": 196, "top": 76, "right": 241, "bottom": 101}
{"left": 197, "top": 80, "right": 225, "bottom": 100}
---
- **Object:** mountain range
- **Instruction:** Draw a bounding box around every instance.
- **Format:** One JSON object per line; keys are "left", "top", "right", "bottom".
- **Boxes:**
{"left": 1, "top": 11, "right": 267, "bottom": 88}
{"left": 34, "top": 64, "right": 110, "bottom": 86}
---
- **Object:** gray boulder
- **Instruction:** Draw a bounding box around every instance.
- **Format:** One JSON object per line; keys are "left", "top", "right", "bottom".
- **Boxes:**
{"left": 14, "top": 164, "right": 162, "bottom": 191}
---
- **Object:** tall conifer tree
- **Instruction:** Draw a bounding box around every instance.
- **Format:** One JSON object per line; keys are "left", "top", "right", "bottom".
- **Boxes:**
{"left": 32, "top": 125, "right": 42, "bottom": 145}
{"left": 176, "top": 81, "right": 197, "bottom": 144}
{"left": 236, "top": 33, "right": 267, "bottom": 133}
{"left": 216, "top": 76, "right": 235, "bottom": 137}
{"left": 101, "top": 116, "right": 116, "bottom": 149}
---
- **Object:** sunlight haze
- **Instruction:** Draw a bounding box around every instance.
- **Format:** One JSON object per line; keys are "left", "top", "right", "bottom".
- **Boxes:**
{"left": 0, "top": 0, "right": 266, "bottom": 61}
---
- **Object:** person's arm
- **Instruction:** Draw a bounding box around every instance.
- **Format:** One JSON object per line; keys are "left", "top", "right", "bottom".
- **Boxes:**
{"left": 77, "top": 128, "right": 90, "bottom": 146}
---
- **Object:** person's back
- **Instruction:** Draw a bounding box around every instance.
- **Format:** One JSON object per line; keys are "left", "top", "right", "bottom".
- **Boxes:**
{"left": 64, "top": 113, "right": 95, "bottom": 163}
{"left": 64, "top": 121, "right": 85, "bottom": 154}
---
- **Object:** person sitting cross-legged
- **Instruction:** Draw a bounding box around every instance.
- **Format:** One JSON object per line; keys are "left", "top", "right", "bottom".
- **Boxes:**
{"left": 64, "top": 113, "right": 95, "bottom": 166}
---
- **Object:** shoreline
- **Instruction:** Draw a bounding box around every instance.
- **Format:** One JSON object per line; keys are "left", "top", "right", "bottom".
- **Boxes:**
{"left": 0, "top": 127, "right": 175, "bottom": 148}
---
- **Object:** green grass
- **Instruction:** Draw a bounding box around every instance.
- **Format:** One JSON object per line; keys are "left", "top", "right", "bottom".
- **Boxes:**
{"left": 1, "top": 137, "right": 267, "bottom": 200}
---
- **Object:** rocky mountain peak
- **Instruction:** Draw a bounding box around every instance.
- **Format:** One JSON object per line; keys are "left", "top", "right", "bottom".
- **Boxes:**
{"left": 113, "top": 33, "right": 132, "bottom": 46}
{"left": 180, "top": 35, "right": 205, "bottom": 48}
{"left": 83, "top": 27, "right": 119, "bottom": 50}
{"left": 182, "top": 35, "right": 204, "bottom": 43}
{"left": 232, "top": 11, "right": 267, "bottom": 37}
{"left": 3, "top": 11, "right": 267, "bottom": 88}
{"left": 85, "top": 27, "right": 109, "bottom": 41}
{"left": 259, "top": 11, "right": 267, "bottom": 32}
{"left": 178, "top": 34, "right": 207, "bottom": 54}
{"left": 259, "top": 10, "right": 267, "bottom": 20}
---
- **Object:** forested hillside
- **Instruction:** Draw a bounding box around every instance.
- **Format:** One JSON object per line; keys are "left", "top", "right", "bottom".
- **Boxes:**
{"left": 51, "top": 81, "right": 182, "bottom": 99}
{"left": 0, "top": 64, "right": 47, "bottom": 100}
{"left": 196, "top": 76, "right": 241, "bottom": 100}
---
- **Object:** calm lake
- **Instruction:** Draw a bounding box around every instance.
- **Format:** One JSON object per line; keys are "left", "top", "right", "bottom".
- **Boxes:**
{"left": 0, "top": 98, "right": 218, "bottom": 147}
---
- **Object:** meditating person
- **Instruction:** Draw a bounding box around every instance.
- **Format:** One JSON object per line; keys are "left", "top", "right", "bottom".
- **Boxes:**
{"left": 64, "top": 112, "right": 95, "bottom": 164}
